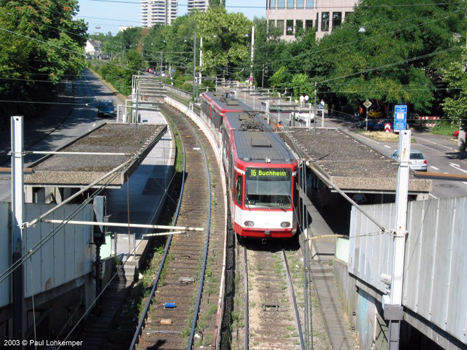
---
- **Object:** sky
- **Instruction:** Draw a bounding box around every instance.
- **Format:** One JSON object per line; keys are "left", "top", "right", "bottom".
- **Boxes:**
{"left": 77, "top": 0, "right": 266, "bottom": 35}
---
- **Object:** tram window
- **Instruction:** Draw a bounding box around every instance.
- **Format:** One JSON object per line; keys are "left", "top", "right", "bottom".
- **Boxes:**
{"left": 230, "top": 155, "right": 234, "bottom": 183}
{"left": 213, "top": 110, "right": 222, "bottom": 128}
{"left": 202, "top": 100, "right": 208, "bottom": 116}
{"left": 236, "top": 175, "right": 243, "bottom": 205}
{"left": 245, "top": 168, "right": 292, "bottom": 209}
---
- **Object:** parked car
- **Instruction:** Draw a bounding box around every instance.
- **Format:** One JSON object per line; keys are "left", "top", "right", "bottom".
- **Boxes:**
{"left": 359, "top": 119, "right": 392, "bottom": 131}
{"left": 97, "top": 99, "right": 115, "bottom": 118}
{"left": 390, "top": 149, "right": 427, "bottom": 171}
{"left": 291, "top": 111, "right": 315, "bottom": 124}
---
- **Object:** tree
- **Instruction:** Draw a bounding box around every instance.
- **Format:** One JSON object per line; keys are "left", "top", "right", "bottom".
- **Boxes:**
{"left": 317, "top": 0, "right": 467, "bottom": 115}
{"left": 209, "top": 0, "right": 225, "bottom": 7}
{"left": 196, "top": 8, "right": 252, "bottom": 80}
{"left": 269, "top": 66, "right": 291, "bottom": 92}
{"left": 292, "top": 74, "right": 309, "bottom": 99}
{"left": 0, "top": 0, "right": 87, "bottom": 123}
{"left": 441, "top": 57, "right": 467, "bottom": 124}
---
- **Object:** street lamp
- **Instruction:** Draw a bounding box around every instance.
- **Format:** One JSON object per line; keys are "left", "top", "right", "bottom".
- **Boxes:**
{"left": 193, "top": 31, "right": 197, "bottom": 100}
{"left": 245, "top": 26, "right": 255, "bottom": 87}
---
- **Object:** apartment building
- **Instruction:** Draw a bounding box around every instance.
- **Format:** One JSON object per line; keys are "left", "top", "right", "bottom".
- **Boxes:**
{"left": 187, "top": 0, "right": 209, "bottom": 13}
{"left": 266, "top": 0, "right": 357, "bottom": 40}
{"left": 142, "top": 0, "right": 178, "bottom": 27}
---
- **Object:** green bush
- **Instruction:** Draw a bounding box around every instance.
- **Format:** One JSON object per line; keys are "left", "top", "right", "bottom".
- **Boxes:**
{"left": 431, "top": 121, "right": 459, "bottom": 136}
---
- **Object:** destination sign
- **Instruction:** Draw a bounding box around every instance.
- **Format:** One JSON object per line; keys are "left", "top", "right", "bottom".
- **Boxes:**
{"left": 247, "top": 168, "right": 290, "bottom": 178}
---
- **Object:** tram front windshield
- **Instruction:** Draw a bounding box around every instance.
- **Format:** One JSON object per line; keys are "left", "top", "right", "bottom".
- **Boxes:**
{"left": 245, "top": 168, "right": 292, "bottom": 209}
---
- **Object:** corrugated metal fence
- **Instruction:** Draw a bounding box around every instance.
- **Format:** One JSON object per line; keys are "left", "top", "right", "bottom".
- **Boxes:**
{"left": 349, "top": 197, "right": 467, "bottom": 344}
{"left": 0, "top": 203, "right": 93, "bottom": 308}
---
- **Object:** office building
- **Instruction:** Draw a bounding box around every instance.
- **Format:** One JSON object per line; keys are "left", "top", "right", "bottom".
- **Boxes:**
{"left": 142, "top": 0, "right": 178, "bottom": 27}
{"left": 266, "top": 0, "right": 357, "bottom": 41}
{"left": 187, "top": 0, "right": 209, "bottom": 13}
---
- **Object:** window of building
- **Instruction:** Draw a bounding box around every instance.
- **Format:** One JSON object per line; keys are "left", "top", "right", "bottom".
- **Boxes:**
{"left": 278, "top": 0, "right": 285, "bottom": 9}
{"left": 305, "top": 20, "right": 313, "bottom": 31}
{"left": 306, "top": 0, "right": 314, "bottom": 8}
{"left": 296, "top": 0, "right": 304, "bottom": 8}
{"left": 321, "top": 12, "right": 329, "bottom": 32}
{"left": 277, "top": 20, "right": 285, "bottom": 35}
{"left": 296, "top": 20, "right": 304, "bottom": 35}
{"left": 286, "top": 20, "right": 294, "bottom": 35}
{"left": 269, "top": 0, "right": 276, "bottom": 8}
{"left": 287, "top": 0, "right": 294, "bottom": 8}
{"left": 268, "top": 19, "right": 275, "bottom": 30}
{"left": 332, "top": 12, "right": 342, "bottom": 29}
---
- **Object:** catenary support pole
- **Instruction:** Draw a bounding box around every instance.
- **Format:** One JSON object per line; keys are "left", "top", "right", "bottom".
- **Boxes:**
{"left": 11, "top": 116, "right": 25, "bottom": 348}
{"left": 388, "top": 129, "right": 411, "bottom": 350}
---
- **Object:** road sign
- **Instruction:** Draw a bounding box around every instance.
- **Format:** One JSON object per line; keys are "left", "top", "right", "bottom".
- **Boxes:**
{"left": 363, "top": 99, "right": 372, "bottom": 108}
{"left": 385, "top": 123, "right": 391, "bottom": 132}
{"left": 394, "top": 105, "right": 407, "bottom": 131}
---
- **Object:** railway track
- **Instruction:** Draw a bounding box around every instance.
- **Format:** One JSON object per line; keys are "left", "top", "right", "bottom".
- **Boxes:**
{"left": 241, "top": 242, "right": 305, "bottom": 350}
{"left": 130, "top": 104, "right": 226, "bottom": 349}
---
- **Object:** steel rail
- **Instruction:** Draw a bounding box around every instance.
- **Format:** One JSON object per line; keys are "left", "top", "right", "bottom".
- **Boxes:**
{"left": 184, "top": 110, "right": 212, "bottom": 350}
{"left": 282, "top": 249, "right": 306, "bottom": 350}
{"left": 243, "top": 246, "right": 250, "bottom": 350}
{"left": 129, "top": 122, "right": 186, "bottom": 350}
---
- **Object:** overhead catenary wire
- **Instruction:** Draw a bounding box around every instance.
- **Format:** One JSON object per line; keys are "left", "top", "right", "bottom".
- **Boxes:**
{"left": 0, "top": 160, "right": 124, "bottom": 285}
{"left": 0, "top": 125, "right": 185, "bottom": 287}
{"left": 0, "top": 122, "right": 167, "bottom": 284}
{"left": 3, "top": 3, "right": 460, "bottom": 108}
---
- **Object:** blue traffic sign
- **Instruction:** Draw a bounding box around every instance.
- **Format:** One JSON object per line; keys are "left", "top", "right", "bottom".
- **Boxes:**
{"left": 394, "top": 105, "right": 407, "bottom": 131}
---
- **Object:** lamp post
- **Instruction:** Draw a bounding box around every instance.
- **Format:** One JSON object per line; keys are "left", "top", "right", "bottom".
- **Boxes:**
{"left": 199, "top": 37, "right": 203, "bottom": 88}
{"left": 250, "top": 26, "right": 255, "bottom": 88}
{"left": 193, "top": 30, "right": 197, "bottom": 100}
{"left": 313, "top": 81, "right": 317, "bottom": 133}
{"left": 160, "top": 40, "right": 166, "bottom": 82}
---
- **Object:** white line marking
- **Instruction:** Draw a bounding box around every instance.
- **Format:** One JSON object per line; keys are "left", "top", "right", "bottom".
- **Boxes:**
{"left": 429, "top": 166, "right": 439, "bottom": 171}
{"left": 358, "top": 135, "right": 381, "bottom": 145}
{"left": 463, "top": 182, "right": 467, "bottom": 186}
{"left": 384, "top": 145, "right": 391, "bottom": 149}
{"left": 449, "top": 163, "right": 467, "bottom": 174}
{"left": 416, "top": 136, "right": 455, "bottom": 151}
{"left": 429, "top": 193, "right": 438, "bottom": 199}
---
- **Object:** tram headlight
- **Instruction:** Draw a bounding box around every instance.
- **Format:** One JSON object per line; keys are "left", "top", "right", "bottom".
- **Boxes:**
{"left": 280, "top": 221, "right": 291, "bottom": 228}
{"left": 244, "top": 221, "right": 254, "bottom": 227}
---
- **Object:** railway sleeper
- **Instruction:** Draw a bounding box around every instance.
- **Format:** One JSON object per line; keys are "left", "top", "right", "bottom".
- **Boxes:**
{"left": 262, "top": 303, "right": 280, "bottom": 311}
{"left": 177, "top": 277, "right": 195, "bottom": 284}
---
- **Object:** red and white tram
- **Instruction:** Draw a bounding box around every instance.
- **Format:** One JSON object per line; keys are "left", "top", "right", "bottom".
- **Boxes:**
{"left": 201, "top": 91, "right": 299, "bottom": 239}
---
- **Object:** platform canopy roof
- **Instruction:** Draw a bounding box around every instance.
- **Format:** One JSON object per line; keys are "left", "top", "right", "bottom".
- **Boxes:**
{"left": 282, "top": 128, "right": 432, "bottom": 194}
{"left": 24, "top": 123, "right": 167, "bottom": 188}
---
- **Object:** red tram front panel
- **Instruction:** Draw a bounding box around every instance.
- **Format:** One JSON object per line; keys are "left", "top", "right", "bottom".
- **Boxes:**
{"left": 232, "top": 165, "right": 297, "bottom": 238}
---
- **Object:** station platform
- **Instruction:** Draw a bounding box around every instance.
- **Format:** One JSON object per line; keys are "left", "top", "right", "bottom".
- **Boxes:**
{"left": 102, "top": 108, "right": 175, "bottom": 280}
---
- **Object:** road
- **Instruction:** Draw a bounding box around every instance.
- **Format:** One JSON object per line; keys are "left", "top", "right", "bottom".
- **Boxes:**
{"left": 242, "top": 92, "right": 467, "bottom": 199}
{"left": 351, "top": 130, "right": 467, "bottom": 199}
{"left": 0, "top": 69, "right": 121, "bottom": 201}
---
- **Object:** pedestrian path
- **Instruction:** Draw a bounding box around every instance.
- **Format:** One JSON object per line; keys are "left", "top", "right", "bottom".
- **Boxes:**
{"left": 305, "top": 190, "right": 358, "bottom": 350}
